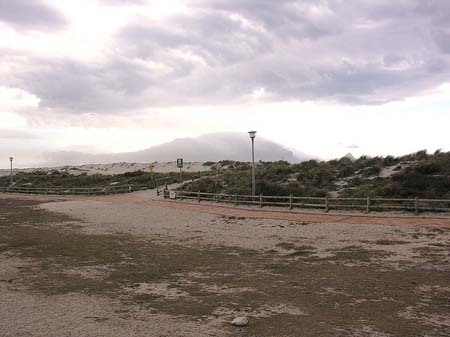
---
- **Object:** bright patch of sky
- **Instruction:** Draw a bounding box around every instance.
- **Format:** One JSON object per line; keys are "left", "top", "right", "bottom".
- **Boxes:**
{"left": 1, "top": 0, "right": 450, "bottom": 168}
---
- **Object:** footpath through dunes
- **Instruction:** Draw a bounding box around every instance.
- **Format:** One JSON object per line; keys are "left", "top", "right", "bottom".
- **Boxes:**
{"left": 92, "top": 191, "right": 450, "bottom": 229}
{"left": 1, "top": 191, "right": 450, "bottom": 228}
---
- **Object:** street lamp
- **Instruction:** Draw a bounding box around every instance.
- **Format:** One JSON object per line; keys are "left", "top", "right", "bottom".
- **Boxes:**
{"left": 9, "top": 157, "right": 13, "bottom": 186}
{"left": 248, "top": 131, "right": 256, "bottom": 195}
{"left": 215, "top": 162, "right": 221, "bottom": 193}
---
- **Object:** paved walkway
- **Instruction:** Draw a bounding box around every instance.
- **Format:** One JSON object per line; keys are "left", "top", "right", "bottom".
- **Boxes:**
{"left": 2, "top": 192, "right": 450, "bottom": 228}
{"left": 99, "top": 193, "right": 450, "bottom": 228}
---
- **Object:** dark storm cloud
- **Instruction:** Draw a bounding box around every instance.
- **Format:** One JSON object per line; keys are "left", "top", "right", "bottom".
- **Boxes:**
{"left": 0, "top": 0, "right": 66, "bottom": 31}
{"left": 7, "top": 57, "right": 163, "bottom": 113}
{"left": 117, "top": 8, "right": 273, "bottom": 66}
{"left": 192, "top": 0, "right": 343, "bottom": 40}
{"left": 3, "top": 0, "right": 450, "bottom": 115}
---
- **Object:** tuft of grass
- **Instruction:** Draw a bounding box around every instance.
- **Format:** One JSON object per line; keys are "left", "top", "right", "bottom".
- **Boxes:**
{"left": 375, "top": 240, "right": 410, "bottom": 245}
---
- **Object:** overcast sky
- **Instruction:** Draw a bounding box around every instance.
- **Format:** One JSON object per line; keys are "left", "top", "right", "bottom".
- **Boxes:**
{"left": 1, "top": 0, "right": 450, "bottom": 167}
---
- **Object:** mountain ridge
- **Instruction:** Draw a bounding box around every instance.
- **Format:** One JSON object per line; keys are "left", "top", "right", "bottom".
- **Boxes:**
{"left": 42, "top": 132, "right": 311, "bottom": 166}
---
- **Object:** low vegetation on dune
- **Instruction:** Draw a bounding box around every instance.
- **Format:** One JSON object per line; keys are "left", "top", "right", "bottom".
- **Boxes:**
{"left": 0, "top": 170, "right": 200, "bottom": 189}
{"left": 2, "top": 150, "right": 449, "bottom": 199}
{"left": 184, "top": 150, "right": 450, "bottom": 199}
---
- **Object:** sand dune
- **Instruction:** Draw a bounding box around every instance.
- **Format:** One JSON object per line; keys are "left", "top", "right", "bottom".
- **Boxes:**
{"left": 0, "top": 161, "right": 211, "bottom": 177}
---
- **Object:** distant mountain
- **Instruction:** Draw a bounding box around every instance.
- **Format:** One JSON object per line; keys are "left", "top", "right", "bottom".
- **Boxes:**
{"left": 42, "top": 132, "right": 311, "bottom": 166}
{"left": 343, "top": 153, "right": 356, "bottom": 161}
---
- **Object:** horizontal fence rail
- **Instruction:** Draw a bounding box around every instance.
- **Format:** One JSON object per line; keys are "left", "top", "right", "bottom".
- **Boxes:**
{"left": 0, "top": 176, "right": 176, "bottom": 196}
{"left": 163, "top": 190, "right": 450, "bottom": 216}
{"left": 0, "top": 185, "right": 144, "bottom": 196}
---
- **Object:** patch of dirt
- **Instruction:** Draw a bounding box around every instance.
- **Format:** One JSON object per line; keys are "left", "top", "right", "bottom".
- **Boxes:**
{"left": 64, "top": 265, "right": 113, "bottom": 280}
{"left": 125, "top": 282, "right": 190, "bottom": 299}
{"left": 375, "top": 240, "right": 410, "bottom": 245}
{"left": 1, "top": 198, "right": 450, "bottom": 337}
{"left": 213, "top": 302, "right": 306, "bottom": 320}
{"left": 349, "top": 325, "right": 393, "bottom": 337}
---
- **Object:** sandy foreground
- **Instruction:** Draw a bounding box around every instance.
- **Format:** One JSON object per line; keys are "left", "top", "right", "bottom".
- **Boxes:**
{"left": 1, "top": 192, "right": 450, "bottom": 336}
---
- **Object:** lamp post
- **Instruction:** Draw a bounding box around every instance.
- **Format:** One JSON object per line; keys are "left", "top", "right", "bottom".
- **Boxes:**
{"left": 215, "top": 162, "right": 221, "bottom": 193}
{"left": 248, "top": 131, "right": 256, "bottom": 195}
{"left": 9, "top": 157, "right": 13, "bottom": 186}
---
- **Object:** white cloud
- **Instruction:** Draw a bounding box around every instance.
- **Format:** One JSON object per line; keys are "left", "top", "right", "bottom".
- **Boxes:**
{"left": 0, "top": 86, "right": 40, "bottom": 108}
{"left": 0, "top": 0, "right": 450, "bottom": 167}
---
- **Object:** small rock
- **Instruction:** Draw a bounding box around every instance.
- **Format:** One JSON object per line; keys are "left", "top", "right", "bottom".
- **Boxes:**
{"left": 231, "top": 316, "right": 249, "bottom": 327}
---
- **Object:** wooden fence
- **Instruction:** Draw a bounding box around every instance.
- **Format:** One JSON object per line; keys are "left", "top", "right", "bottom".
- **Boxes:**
{"left": 163, "top": 190, "right": 450, "bottom": 215}
{"left": 0, "top": 184, "right": 149, "bottom": 196}
{"left": 0, "top": 175, "right": 177, "bottom": 196}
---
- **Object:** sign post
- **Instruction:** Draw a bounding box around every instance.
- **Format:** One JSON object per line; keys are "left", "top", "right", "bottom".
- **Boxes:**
{"left": 177, "top": 158, "right": 183, "bottom": 185}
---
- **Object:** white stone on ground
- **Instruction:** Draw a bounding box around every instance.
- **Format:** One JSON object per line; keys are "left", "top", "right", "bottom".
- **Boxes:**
{"left": 231, "top": 316, "right": 249, "bottom": 326}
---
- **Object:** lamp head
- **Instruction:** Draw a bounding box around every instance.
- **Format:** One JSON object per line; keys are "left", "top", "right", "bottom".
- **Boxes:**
{"left": 9, "top": 157, "right": 13, "bottom": 161}
{"left": 248, "top": 131, "right": 257, "bottom": 139}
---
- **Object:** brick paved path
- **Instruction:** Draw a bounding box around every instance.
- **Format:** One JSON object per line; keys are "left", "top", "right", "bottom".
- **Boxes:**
{"left": 99, "top": 194, "right": 450, "bottom": 228}
{"left": 2, "top": 192, "right": 450, "bottom": 228}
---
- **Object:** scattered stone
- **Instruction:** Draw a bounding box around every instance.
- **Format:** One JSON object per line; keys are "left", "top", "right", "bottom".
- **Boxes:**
{"left": 231, "top": 316, "right": 249, "bottom": 327}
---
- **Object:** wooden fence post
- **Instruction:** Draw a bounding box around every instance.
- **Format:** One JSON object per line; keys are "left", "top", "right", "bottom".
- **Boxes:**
{"left": 5, "top": 186, "right": 447, "bottom": 216}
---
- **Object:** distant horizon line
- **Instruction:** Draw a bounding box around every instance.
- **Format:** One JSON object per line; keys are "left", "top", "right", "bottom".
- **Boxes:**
{"left": 2, "top": 148, "right": 448, "bottom": 171}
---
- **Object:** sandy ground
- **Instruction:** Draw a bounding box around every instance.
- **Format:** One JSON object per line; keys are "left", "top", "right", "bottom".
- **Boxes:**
{"left": 1, "top": 193, "right": 450, "bottom": 336}
{"left": 41, "top": 198, "right": 450, "bottom": 262}
{"left": 0, "top": 161, "right": 211, "bottom": 176}
{"left": 0, "top": 281, "right": 224, "bottom": 337}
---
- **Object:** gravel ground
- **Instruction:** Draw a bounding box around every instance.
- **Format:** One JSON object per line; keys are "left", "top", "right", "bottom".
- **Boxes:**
{"left": 0, "top": 282, "right": 225, "bottom": 337}
{"left": 1, "top": 193, "right": 450, "bottom": 336}
{"left": 42, "top": 198, "right": 450, "bottom": 261}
